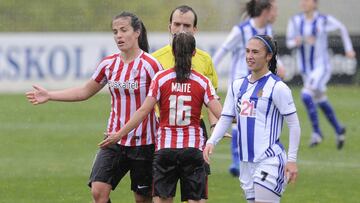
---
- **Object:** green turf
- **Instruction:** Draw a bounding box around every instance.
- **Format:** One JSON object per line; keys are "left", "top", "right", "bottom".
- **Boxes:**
{"left": 1, "top": 85, "right": 359, "bottom": 202}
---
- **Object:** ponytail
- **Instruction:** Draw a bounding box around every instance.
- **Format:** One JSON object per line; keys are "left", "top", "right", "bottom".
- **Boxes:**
{"left": 244, "top": 0, "right": 273, "bottom": 18}
{"left": 172, "top": 33, "right": 196, "bottom": 82}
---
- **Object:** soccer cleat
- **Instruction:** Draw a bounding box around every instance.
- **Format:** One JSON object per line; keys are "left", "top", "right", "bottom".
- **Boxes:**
{"left": 309, "top": 132, "right": 323, "bottom": 148}
{"left": 336, "top": 127, "right": 346, "bottom": 150}
{"left": 228, "top": 163, "right": 240, "bottom": 177}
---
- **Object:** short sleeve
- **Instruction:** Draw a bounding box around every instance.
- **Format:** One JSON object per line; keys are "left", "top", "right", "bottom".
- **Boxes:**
{"left": 272, "top": 82, "right": 296, "bottom": 115}
{"left": 147, "top": 72, "right": 161, "bottom": 101}
{"left": 203, "top": 78, "right": 219, "bottom": 105}
{"left": 221, "top": 81, "right": 237, "bottom": 117}
{"left": 91, "top": 61, "right": 108, "bottom": 85}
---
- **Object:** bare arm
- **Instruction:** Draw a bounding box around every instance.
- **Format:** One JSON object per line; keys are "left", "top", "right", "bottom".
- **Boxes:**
{"left": 26, "top": 80, "right": 105, "bottom": 105}
{"left": 98, "top": 96, "right": 157, "bottom": 147}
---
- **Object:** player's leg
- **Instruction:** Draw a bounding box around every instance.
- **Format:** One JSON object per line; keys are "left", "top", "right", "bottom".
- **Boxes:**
{"left": 316, "top": 90, "right": 346, "bottom": 149}
{"left": 253, "top": 152, "right": 286, "bottom": 203}
{"left": 229, "top": 124, "right": 240, "bottom": 177}
{"left": 88, "top": 144, "right": 128, "bottom": 203}
{"left": 301, "top": 88, "right": 323, "bottom": 146}
{"left": 129, "top": 145, "right": 155, "bottom": 203}
{"left": 239, "top": 162, "right": 256, "bottom": 203}
{"left": 301, "top": 70, "right": 324, "bottom": 147}
{"left": 153, "top": 149, "right": 179, "bottom": 203}
{"left": 179, "top": 148, "right": 206, "bottom": 203}
{"left": 254, "top": 185, "right": 280, "bottom": 203}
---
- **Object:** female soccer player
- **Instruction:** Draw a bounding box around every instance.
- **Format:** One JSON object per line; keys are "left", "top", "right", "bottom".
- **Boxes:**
{"left": 26, "top": 12, "right": 162, "bottom": 203}
{"left": 286, "top": 0, "right": 356, "bottom": 149}
{"left": 99, "top": 32, "right": 222, "bottom": 203}
{"left": 204, "top": 35, "right": 301, "bottom": 203}
{"left": 212, "top": 0, "right": 283, "bottom": 177}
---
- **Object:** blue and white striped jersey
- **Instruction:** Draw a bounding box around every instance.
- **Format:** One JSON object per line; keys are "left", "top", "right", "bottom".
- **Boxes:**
{"left": 213, "top": 18, "right": 273, "bottom": 81}
{"left": 286, "top": 11, "right": 354, "bottom": 75}
{"left": 221, "top": 72, "right": 296, "bottom": 162}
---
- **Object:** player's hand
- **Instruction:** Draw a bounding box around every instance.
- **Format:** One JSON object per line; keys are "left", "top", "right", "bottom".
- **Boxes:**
{"left": 346, "top": 50, "right": 356, "bottom": 58}
{"left": 285, "top": 162, "right": 298, "bottom": 184}
{"left": 305, "top": 36, "right": 316, "bottom": 45}
{"left": 203, "top": 143, "right": 214, "bottom": 164}
{"left": 98, "top": 132, "right": 121, "bottom": 148}
{"left": 295, "top": 36, "right": 303, "bottom": 46}
{"left": 26, "top": 85, "right": 50, "bottom": 105}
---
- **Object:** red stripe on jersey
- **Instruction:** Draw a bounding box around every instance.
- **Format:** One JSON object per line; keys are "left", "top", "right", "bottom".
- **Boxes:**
{"left": 107, "top": 59, "right": 118, "bottom": 133}
{"left": 114, "top": 60, "right": 124, "bottom": 132}
{"left": 183, "top": 127, "right": 190, "bottom": 148}
{"left": 170, "top": 128, "right": 177, "bottom": 148}
{"left": 142, "top": 53, "right": 162, "bottom": 74}
{"left": 194, "top": 127, "right": 200, "bottom": 149}
{"left": 94, "top": 65, "right": 106, "bottom": 83}
{"left": 159, "top": 128, "right": 166, "bottom": 149}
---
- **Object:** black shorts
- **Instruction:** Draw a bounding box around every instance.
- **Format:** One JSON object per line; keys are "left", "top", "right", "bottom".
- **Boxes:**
{"left": 152, "top": 148, "right": 207, "bottom": 201}
{"left": 200, "top": 119, "right": 211, "bottom": 175}
{"left": 88, "top": 144, "right": 154, "bottom": 197}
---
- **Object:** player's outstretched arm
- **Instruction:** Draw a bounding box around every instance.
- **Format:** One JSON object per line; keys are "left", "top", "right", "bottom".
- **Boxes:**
{"left": 25, "top": 80, "right": 104, "bottom": 105}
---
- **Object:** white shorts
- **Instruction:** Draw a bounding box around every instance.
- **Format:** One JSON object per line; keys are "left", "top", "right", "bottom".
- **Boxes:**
{"left": 239, "top": 151, "right": 287, "bottom": 201}
{"left": 302, "top": 67, "right": 331, "bottom": 93}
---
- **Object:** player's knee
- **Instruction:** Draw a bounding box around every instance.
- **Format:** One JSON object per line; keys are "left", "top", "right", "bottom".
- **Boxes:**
{"left": 91, "top": 184, "right": 111, "bottom": 203}
{"left": 301, "top": 91, "right": 313, "bottom": 104}
{"left": 134, "top": 193, "right": 152, "bottom": 203}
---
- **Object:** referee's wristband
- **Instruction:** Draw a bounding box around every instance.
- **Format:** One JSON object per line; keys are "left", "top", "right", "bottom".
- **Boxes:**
{"left": 210, "top": 123, "right": 216, "bottom": 129}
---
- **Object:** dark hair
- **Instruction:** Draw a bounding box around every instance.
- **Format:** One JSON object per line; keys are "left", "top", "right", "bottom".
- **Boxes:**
{"left": 251, "top": 35, "right": 277, "bottom": 74}
{"left": 245, "top": 0, "right": 273, "bottom": 18}
{"left": 172, "top": 32, "right": 196, "bottom": 82}
{"left": 169, "top": 5, "right": 198, "bottom": 27}
{"left": 112, "top": 11, "right": 149, "bottom": 53}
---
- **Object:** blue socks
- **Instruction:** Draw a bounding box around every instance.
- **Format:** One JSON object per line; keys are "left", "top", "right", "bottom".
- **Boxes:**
{"left": 318, "top": 100, "right": 343, "bottom": 135}
{"left": 301, "top": 92, "right": 322, "bottom": 135}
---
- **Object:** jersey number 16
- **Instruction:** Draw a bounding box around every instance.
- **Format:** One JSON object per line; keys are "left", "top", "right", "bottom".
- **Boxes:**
{"left": 168, "top": 95, "right": 191, "bottom": 126}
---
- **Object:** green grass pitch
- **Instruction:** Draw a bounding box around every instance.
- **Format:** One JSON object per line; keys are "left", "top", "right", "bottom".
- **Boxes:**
{"left": 0, "top": 85, "right": 359, "bottom": 203}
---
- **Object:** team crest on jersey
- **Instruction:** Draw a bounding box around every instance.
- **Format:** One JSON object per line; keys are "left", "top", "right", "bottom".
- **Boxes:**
{"left": 257, "top": 89, "right": 263, "bottom": 97}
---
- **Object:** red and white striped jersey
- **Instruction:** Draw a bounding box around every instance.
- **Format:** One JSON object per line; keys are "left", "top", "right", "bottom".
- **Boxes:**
{"left": 148, "top": 68, "right": 218, "bottom": 151}
{"left": 92, "top": 51, "right": 163, "bottom": 146}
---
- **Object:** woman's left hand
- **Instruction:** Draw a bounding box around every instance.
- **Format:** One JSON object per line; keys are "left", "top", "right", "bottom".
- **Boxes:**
{"left": 98, "top": 133, "right": 121, "bottom": 148}
{"left": 285, "top": 162, "right": 298, "bottom": 184}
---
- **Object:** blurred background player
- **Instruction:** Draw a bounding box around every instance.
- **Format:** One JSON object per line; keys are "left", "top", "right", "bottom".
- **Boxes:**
{"left": 212, "top": 0, "right": 284, "bottom": 177}
{"left": 286, "top": 0, "right": 356, "bottom": 149}
{"left": 26, "top": 12, "right": 162, "bottom": 203}
{"left": 99, "top": 32, "right": 223, "bottom": 203}
{"left": 204, "top": 35, "right": 301, "bottom": 203}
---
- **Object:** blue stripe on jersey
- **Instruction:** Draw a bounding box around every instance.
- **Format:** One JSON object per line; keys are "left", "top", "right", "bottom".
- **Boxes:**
{"left": 309, "top": 18, "right": 318, "bottom": 71}
{"left": 237, "top": 78, "right": 249, "bottom": 161}
{"left": 247, "top": 75, "right": 270, "bottom": 162}
{"left": 237, "top": 20, "right": 249, "bottom": 48}
{"left": 275, "top": 154, "right": 285, "bottom": 194}
{"left": 300, "top": 18, "right": 306, "bottom": 73}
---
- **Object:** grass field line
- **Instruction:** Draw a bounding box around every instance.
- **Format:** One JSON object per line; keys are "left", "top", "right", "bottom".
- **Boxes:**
{"left": 212, "top": 153, "right": 360, "bottom": 169}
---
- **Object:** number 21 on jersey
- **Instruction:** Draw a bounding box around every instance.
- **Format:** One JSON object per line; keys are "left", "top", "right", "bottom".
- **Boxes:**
{"left": 168, "top": 95, "right": 191, "bottom": 126}
{"left": 237, "top": 99, "right": 256, "bottom": 117}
